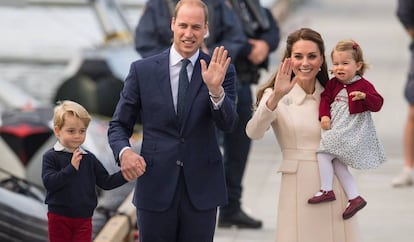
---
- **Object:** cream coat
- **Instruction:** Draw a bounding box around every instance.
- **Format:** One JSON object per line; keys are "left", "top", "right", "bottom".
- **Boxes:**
{"left": 246, "top": 83, "right": 361, "bottom": 242}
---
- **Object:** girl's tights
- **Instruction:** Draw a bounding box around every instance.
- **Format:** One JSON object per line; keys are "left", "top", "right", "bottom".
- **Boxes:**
{"left": 317, "top": 153, "right": 359, "bottom": 200}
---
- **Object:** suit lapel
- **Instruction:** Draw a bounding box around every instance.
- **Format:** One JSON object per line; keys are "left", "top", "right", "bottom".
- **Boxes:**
{"left": 156, "top": 50, "right": 177, "bottom": 120}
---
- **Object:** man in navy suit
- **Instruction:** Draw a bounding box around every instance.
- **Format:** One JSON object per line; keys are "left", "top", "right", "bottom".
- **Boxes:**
{"left": 107, "top": 0, "right": 238, "bottom": 241}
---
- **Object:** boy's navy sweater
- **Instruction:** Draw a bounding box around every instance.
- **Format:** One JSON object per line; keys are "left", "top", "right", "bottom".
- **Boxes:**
{"left": 42, "top": 148, "right": 128, "bottom": 218}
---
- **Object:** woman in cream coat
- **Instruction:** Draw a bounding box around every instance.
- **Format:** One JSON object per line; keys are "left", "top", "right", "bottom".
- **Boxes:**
{"left": 246, "top": 28, "right": 361, "bottom": 242}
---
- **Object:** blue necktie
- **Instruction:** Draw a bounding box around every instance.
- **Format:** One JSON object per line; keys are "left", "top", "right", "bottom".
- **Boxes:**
{"left": 177, "top": 59, "right": 190, "bottom": 124}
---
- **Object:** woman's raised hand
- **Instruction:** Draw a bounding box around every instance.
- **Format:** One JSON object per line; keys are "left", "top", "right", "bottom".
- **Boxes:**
{"left": 273, "top": 58, "right": 296, "bottom": 96}
{"left": 266, "top": 58, "right": 297, "bottom": 110}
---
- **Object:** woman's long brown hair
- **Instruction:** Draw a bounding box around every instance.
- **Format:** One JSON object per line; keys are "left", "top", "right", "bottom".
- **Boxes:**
{"left": 254, "top": 28, "right": 329, "bottom": 108}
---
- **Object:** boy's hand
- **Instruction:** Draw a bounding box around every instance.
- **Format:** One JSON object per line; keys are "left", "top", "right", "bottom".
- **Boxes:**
{"left": 71, "top": 148, "right": 82, "bottom": 170}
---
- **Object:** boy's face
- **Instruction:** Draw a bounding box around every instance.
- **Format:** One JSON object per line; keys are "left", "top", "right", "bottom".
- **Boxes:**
{"left": 54, "top": 114, "right": 87, "bottom": 152}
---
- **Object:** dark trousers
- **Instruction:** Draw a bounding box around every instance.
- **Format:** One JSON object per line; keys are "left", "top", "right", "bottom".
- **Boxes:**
{"left": 137, "top": 170, "right": 217, "bottom": 242}
{"left": 220, "top": 83, "right": 253, "bottom": 215}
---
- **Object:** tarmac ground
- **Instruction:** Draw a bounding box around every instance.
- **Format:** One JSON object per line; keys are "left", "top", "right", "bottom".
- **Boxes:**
{"left": 0, "top": 0, "right": 413, "bottom": 242}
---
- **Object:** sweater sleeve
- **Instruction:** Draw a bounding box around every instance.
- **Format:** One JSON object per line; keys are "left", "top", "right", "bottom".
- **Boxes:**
{"left": 319, "top": 79, "right": 335, "bottom": 119}
{"left": 361, "top": 80, "right": 384, "bottom": 112}
{"left": 42, "top": 150, "right": 77, "bottom": 193}
{"left": 93, "top": 154, "right": 128, "bottom": 190}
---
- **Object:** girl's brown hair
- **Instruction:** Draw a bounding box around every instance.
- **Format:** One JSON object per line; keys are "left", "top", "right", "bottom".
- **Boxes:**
{"left": 331, "top": 39, "right": 368, "bottom": 76}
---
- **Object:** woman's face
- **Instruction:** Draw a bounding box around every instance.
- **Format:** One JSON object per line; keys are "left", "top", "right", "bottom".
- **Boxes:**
{"left": 290, "top": 39, "right": 324, "bottom": 83}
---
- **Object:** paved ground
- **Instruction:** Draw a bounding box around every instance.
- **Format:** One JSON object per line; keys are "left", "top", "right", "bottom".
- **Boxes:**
{"left": 0, "top": 0, "right": 413, "bottom": 242}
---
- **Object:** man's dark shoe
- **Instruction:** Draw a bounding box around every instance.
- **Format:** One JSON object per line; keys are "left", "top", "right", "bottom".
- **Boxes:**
{"left": 218, "top": 209, "right": 262, "bottom": 229}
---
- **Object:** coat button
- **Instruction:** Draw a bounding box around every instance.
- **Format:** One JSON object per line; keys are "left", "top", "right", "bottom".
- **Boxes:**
{"left": 176, "top": 160, "right": 183, "bottom": 166}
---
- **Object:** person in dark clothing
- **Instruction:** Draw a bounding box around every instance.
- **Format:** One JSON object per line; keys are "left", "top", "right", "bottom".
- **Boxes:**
{"left": 42, "top": 100, "right": 128, "bottom": 242}
{"left": 391, "top": 0, "right": 414, "bottom": 187}
{"left": 135, "top": 0, "right": 246, "bottom": 59}
{"left": 134, "top": 0, "right": 279, "bottom": 229}
{"left": 217, "top": 0, "right": 280, "bottom": 229}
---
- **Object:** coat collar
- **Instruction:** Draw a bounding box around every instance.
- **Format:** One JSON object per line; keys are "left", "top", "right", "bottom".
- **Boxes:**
{"left": 288, "top": 81, "right": 324, "bottom": 105}
{"left": 53, "top": 141, "right": 87, "bottom": 154}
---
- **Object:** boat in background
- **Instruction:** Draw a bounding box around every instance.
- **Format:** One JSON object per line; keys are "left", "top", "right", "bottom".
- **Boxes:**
{"left": 0, "top": 0, "right": 142, "bottom": 240}
{"left": 0, "top": 167, "right": 48, "bottom": 242}
{"left": 54, "top": 0, "right": 140, "bottom": 118}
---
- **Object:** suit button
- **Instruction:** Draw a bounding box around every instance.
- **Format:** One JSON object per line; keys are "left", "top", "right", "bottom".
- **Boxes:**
{"left": 180, "top": 138, "right": 185, "bottom": 143}
{"left": 176, "top": 160, "right": 183, "bottom": 166}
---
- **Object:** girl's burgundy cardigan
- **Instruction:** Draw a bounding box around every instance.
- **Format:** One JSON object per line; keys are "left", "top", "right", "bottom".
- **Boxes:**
{"left": 319, "top": 76, "right": 384, "bottom": 119}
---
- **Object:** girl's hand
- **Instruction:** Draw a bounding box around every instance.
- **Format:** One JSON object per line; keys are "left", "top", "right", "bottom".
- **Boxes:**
{"left": 320, "top": 116, "right": 331, "bottom": 130}
{"left": 349, "top": 91, "right": 366, "bottom": 101}
{"left": 71, "top": 148, "right": 82, "bottom": 170}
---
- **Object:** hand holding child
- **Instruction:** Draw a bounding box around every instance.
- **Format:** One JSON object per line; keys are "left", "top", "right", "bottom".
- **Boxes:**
{"left": 120, "top": 149, "right": 146, "bottom": 181}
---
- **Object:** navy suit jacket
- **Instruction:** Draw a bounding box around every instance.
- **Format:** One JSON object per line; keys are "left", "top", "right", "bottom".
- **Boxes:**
{"left": 108, "top": 49, "right": 238, "bottom": 211}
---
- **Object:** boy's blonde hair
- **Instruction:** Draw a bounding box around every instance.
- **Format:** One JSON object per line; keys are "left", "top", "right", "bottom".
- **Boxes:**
{"left": 331, "top": 39, "right": 368, "bottom": 76}
{"left": 53, "top": 100, "right": 91, "bottom": 129}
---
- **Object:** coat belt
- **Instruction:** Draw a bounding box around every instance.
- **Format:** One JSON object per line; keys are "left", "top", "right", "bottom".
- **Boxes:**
{"left": 282, "top": 149, "right": 317, "bottom": 161}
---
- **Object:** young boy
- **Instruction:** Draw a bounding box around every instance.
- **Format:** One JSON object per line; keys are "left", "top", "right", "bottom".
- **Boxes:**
{"left": 42, "top": 100, "right": 128, "bottom": 242}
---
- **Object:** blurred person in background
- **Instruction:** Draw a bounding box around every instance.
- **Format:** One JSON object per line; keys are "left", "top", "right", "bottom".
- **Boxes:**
{"left": 135, "top": 0, "right": 245, "bottom": 59}
{"left": 391, "top": 0, "right": 414, "bottom": 187}
{"left": 218, "top": 0, "right": 280, "bottom": 229}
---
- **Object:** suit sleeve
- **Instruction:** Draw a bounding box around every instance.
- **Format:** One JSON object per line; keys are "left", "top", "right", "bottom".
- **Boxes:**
{"left": 108, "top": 62, "right": 141, "bottom": 163}
{"left": 210, "top": 64, "right": 238, "bottom": 133}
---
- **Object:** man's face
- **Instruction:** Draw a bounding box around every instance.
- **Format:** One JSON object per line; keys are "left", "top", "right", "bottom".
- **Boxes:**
{"left": 171, "top": 3, "right": 208, "bottom": 58}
